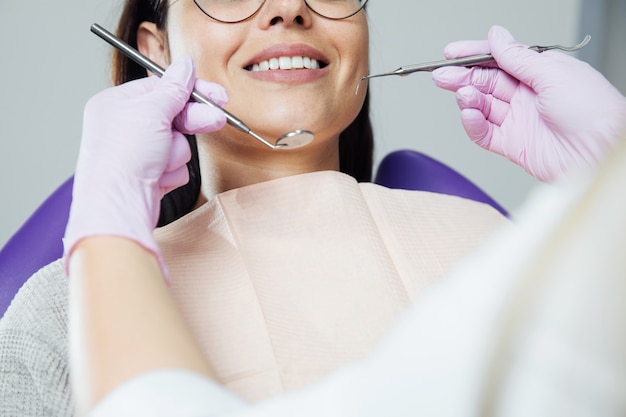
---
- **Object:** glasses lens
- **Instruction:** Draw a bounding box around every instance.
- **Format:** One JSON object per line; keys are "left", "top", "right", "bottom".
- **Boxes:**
{"left": 307, "top": 0, "right": 367, "bottom": 20}
{"left": 193, "top": 0, "right": 265, "bottom": 23}
{"left": 194, "top": 0, "right": 368, "bottom": 23}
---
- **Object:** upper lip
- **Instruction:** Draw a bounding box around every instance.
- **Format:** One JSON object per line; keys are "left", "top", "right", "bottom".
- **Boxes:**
{"left": 243, "top": 43, "right": 329, "bottom": 68}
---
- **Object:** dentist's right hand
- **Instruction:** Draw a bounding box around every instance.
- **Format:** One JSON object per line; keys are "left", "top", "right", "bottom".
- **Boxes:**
{"left": 63, "top": 56, "right": 228, "bottom": 276}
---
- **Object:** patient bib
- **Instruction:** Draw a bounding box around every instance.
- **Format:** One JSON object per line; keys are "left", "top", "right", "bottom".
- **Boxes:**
{"left": 155, "top": 171, "right": 506, "bottom": 402}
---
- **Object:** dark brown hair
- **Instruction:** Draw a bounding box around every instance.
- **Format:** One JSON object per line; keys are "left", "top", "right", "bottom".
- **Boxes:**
{"left": 113, "top": 0, "right": 374, "bottom": 226}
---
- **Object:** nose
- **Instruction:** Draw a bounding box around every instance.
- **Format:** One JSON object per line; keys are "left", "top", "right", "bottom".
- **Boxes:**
{"left": 257, "top": 0, "right": 313, "bottom": 29}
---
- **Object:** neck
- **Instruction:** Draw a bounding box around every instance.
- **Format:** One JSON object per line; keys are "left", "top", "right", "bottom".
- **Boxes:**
{"left": 194, "top": 132, "right": 340, "bottom": 206}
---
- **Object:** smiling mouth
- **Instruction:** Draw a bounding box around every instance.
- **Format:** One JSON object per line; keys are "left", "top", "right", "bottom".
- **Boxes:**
{"left": 245, "top": 56, "right": 328, "bottom": 72}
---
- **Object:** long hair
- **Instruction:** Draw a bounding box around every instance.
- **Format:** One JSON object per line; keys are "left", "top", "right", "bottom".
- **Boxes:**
{"left": 112, "top": 0, "right": 374, "bottom": 226}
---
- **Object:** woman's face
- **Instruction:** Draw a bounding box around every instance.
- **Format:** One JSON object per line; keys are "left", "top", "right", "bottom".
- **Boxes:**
{"left": 146, "top": 0, "right": 369, "bottom": 148}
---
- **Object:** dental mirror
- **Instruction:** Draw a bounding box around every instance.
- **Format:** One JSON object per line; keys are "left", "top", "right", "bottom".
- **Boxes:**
{"left": 90, "top": 23, "right": 314, "bottom": 150}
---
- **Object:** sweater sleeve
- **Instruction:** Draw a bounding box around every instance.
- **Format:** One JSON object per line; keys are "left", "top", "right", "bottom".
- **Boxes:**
{"left": 0, "top": 259, "right": 74, "bottom": 417}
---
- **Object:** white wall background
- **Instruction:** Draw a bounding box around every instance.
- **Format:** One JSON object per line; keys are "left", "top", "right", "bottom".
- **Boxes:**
{"left": 1, "top": 0, "right": 621, "bottom": 248}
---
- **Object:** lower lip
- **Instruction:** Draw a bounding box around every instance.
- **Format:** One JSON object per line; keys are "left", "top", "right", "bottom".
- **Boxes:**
{"left": 244, "top": 67, "right": 329, "bottom": 83}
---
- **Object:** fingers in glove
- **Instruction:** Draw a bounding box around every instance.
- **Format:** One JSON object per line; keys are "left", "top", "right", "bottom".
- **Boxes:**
{"left": 456, "top": 86, "right": 511, "bottom": 127}
{"left": 433, "top": 66, "right": 518, "bottom": 103}
{"left": 175, "top": 79, "right": 229, "bottom": 134}
{"left": 148, "top": 56, "right": 196, "bottom": 120}
{"left": 176, "top": 102, "right": 228, "bottom": 134}
{"left": 456, "top": 86, "right": 517, "bottom": 154}
{"left": 160, "top": 131, "right": 192, "bottom": 195}
{"left": 195, "top": 79, "right": 229, "bottom": 107}
{"left": 460, "top": 108, "right": 493, "bottom": 148}
{"left": 486, "top": 25, "right": 550, "bottom": 90}
{"left": 431, "top": 66, "right": 461, "bottom": 92}
{"left": 159, "top": 166, "right": 191, "bottom": 196}
{"left": 443, "top": 39, "right": 490, "bottom": 59}
{"left": 438, "top": 25, "right": 548, "bottom": 91}
{"left": 164, "top": 131, "right": 192, "bottom": 172}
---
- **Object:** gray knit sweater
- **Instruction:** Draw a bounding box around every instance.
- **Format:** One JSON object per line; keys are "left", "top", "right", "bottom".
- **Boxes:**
{"left": 0, "top": 260, "right": 73, "bottom": 417}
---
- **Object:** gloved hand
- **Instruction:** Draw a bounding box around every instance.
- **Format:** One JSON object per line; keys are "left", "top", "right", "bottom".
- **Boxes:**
{"left": 432, "top": 25, "right": 626, "bottom": 182}
{"left": 64, "top": 56, "right": 228, "bottom": 275}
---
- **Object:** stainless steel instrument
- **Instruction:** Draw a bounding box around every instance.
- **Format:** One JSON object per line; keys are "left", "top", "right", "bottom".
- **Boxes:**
{"left": 91, "top": 23, "right": 315, "bottom": 150}
{"left": 355, "top": 35, "right": 591, "bottom": 94}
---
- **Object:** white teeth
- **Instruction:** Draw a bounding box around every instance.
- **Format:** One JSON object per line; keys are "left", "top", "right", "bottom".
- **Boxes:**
{"left": 292, "top": 56, "right": 304, "bottom": 69}
{"left": 249, "top": 56, "right": 322, "bottom": 71}
{"left": 279, "top": 56, "right": 292, "bottom": 69}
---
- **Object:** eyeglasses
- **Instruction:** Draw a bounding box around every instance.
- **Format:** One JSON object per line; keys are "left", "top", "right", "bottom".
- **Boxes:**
{"left": 192, "top": 0, "right": 369, "bottom": 23}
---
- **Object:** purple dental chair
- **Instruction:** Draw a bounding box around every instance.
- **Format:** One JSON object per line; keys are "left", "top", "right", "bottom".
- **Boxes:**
{"left": 0, "top": 150, "right": 507, "bottom": 318}
{"left": 0, "top": 177, "right": 74, "bottom": 318}
{"left": 374, "top": 150, "right": 508, "bottom": 217}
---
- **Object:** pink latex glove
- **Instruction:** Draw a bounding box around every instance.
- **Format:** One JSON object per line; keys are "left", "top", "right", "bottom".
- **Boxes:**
{"left": 64, "top": 56, "right": 228, "bottom": 275}
{"left": 432, "top": 25, "right": 626, "bottom": 182}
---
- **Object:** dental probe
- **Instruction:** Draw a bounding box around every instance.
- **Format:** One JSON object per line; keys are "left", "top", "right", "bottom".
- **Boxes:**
{"left": 355, "top": 35, "right": 591, "bottom": 94}
{"left": 90, "top": 23, "right": 314, "bottom": 150}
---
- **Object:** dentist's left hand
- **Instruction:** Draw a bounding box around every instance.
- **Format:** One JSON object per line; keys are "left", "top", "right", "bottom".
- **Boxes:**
{"left": 432, "top": 26, "right": 626, "bottom": 182}
{"left": 64, "top": 56, "right": 228, "bottom": 276}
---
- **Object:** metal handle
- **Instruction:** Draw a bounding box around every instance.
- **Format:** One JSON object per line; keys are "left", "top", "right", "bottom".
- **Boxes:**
{"left": 90, "top": 23, "right": 253, "bottom": 135}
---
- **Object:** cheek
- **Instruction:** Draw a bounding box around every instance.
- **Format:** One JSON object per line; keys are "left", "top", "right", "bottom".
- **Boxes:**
{"left": 328, "top": 21, "right": 369, "bottom": 109}
{"left": 343, "top": 17, "right": 369, "bottom": 71}
{"left": 166, "top": 12, "right": 240, "bottom": 85}
{"left": 338, "top": 21, "right": 369, "bottom": 113}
